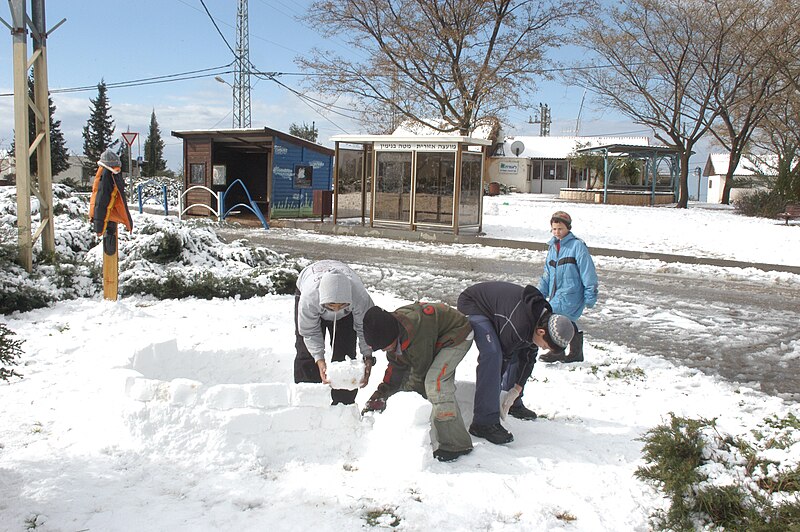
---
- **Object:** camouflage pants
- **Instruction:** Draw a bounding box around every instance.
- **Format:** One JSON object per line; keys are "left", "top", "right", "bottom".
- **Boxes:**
{"left": 424, "top": 334, "right": 474, "bottom": 453}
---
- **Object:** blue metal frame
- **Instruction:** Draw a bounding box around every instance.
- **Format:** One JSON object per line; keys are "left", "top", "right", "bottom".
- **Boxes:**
{"left": 137, "top": 179, "right": 169, "bottom": 215}
{"left": 220, "top": 178, "right": 269, "bottom": 229}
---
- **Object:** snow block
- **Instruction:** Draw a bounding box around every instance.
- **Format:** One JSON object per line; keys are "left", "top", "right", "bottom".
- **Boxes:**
{"left": 132, "top": 338, "right": 178, "bottom": 375}
{"left": 125, "top": 376, "right": 162, "bottom": 402}
{"left": 360, "top": 392, "right": 432, "bottom": 472}
{"left": 168, "top": 378, "right": 203, "bottom": 406}
{"left": 319, "top": 404, "right": 362, "bottom": 430}
{"left": 204, "top": 384, "right": 249, "bottom": 410}
{"left": 270, "top": 407, "right": 320, "bottom": 431}
{"left": 326, "top": 359, "right": 364, "bottom": 390}
{"left": 221, "top": 411, "right": 273, "bottom": 435}
{"left": 245, "top": 383, "right": 290, "bottom": 409}
{"left": 291, "top": 383, "right": 331, "bottom": 407}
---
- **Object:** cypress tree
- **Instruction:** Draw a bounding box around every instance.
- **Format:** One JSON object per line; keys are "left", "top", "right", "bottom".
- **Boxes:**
{"left": 81, "top": 80, "right": 115, "bottom": 174}
{"left": 142, "top": 110, "right": 166, "bottom": 177}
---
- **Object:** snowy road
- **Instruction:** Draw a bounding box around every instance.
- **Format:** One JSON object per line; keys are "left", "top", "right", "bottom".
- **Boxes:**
{"left": 220, "top": 226, "right": 800, "bottom": 403}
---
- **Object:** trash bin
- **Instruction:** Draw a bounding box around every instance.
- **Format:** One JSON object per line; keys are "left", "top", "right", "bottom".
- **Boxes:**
{"left": 488, "top": 182, "right": 500, "bottom": 196}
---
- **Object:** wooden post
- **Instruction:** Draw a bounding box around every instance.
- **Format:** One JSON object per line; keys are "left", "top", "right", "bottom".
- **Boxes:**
{"left": 31, "top": 0, "right": 55, "bottom": 256}
{"left": 10, "top": 0, "right": 32, "bottom": 271}
{"left": 102, "top": 223, "right": 119, "bottom": 300}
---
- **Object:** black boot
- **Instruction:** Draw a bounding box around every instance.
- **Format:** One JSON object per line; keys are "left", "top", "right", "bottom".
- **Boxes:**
{"left": 564, "top": 331, "right": 584, "bottom": 363}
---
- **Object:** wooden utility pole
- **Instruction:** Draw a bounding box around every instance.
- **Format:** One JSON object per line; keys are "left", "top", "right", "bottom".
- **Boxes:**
{"left": 3, "top": 0, "right": 62, "bottom": 271}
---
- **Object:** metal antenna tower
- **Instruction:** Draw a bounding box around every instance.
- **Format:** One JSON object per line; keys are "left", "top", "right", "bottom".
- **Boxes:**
{"left": 233, "top": 0, "right": 251, "bottom": 128}
{"left": 528, "top": 103, "right": 551, "bottom": 137}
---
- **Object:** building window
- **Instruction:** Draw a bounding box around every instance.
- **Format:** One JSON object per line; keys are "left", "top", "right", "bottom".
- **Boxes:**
{"left": 189, "top": 163, "right": 205, "bottom": 184}
{"left": 212, "top": 164, "right": 226, "bottom": 186}
{"left": 294, "top": 164, "right": 313, "bottom": 188}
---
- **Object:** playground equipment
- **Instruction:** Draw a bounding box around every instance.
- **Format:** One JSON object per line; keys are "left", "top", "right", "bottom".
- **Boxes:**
{"left": 179, "top": 179, "right": 268, "bottom": 230}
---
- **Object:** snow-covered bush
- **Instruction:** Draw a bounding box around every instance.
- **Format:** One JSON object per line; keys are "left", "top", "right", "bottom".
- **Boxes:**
{"left": 0, "top": 184, "right": 301, "bottom": 312}
{"left": 636, "top": 413, "right": 800, "bottom": 530}
{"left": 106, "top": 215, "right": 301, "bottom": 300}
{"left": 0, "top": 322, "right": 23, "bottom": 381}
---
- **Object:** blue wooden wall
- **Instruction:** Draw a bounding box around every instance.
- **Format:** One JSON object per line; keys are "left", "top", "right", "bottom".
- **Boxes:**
{"left": 271, "top": 139, "right": 333, "bottom": 218}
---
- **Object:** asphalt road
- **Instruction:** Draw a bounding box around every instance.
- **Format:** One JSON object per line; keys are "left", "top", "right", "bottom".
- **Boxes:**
{"left": 219, "top": 226, "right": 800, "bottom": 403}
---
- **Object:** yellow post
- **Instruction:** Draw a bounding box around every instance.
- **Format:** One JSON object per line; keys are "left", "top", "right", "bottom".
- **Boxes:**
{"left": 102, "top": 224, "right": 119, "bottom": 300}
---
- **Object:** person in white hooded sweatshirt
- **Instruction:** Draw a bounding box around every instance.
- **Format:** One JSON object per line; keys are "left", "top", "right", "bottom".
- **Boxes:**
{"left": 294, "top": 260, "right": 376, "bottom": 404}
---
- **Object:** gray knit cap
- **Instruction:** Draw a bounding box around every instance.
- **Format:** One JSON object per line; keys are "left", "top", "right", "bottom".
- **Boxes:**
{"left": 99, "top": 149, "right": 121, "bottom": 167}
{"left": 547, "top": 314, "right": 575, "bottom": 349}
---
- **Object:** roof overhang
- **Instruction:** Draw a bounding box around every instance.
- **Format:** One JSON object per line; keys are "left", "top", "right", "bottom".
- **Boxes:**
{"left": 331, "top": 134, "right": 492, "bottom": 147}
{"left": 576, "top": 144, "right": 683, "bottom": 157}
{"left": 171, "top": 127, "right": 334, "bottom": 156}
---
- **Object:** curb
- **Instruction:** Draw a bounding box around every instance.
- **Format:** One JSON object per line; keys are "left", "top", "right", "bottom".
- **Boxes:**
{"left": 264, "top": 219, "right": 800, "bottom": 275}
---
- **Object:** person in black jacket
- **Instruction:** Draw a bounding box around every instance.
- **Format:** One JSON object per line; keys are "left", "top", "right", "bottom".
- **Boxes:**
{"left": 457, "top": 282, "right": 574, "bottom": 444}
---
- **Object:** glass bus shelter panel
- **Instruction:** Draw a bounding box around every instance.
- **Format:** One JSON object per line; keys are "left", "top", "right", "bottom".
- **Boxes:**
{"left": 374, "top": 151, "right": 412, "bottom": 222}
{"left": 336, "top": 148, "right": 370, "bottom": 220}
{"left": 459, "top": 152, "right": 482, "bottom": 226}
{"left": 414, "top": 152, "right": 455, "bottom": 225}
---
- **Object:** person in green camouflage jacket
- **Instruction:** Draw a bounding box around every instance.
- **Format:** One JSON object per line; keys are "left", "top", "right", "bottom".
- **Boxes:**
{"left": 362, "top": 302, "right": 474, "bottom": 462}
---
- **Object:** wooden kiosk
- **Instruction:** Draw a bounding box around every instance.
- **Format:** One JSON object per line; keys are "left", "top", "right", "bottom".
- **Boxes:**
{"left": 331, "top": 134, "right": 491, "bottom": 235}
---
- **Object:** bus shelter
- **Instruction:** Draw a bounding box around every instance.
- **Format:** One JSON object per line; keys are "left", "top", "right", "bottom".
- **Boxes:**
{"left": 330, "top": 134, "right": 491, "bottom": 234}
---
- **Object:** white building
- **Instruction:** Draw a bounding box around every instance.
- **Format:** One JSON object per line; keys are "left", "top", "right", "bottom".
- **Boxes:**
{"left": 488, "top": 135, "right": 650, "bottom": 194}
{"left": 704, "top": 153, "right": 774, "bottom": 204}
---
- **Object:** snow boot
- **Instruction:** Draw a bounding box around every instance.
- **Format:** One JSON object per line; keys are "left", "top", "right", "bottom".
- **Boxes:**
{"left": 508, "top": 404, "right": 538, "bottom": 421}
{"left": 564, "top": 331, "right": 584, "bottom": 363}
{"left": 539, "top": 349, "right": 566, "bottom": 363}
{"left": 433, "top": 448, "right": 472, "bottom": 462}
{"left": 469, "top": 422, "right": 514, "bottom": 444}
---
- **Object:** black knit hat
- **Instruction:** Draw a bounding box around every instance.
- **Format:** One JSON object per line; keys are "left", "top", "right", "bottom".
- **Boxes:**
{"left": 363, "top": 306, "right": 400, "bottom": 350}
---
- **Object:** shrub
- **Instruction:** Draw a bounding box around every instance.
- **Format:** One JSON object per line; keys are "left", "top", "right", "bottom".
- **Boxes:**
{"left": 0, "top": 323, "right": 23, "bottom": 381}
{"left": 733, "top": 190, "right": 787, "bottom": 218}
{"left": 636, "top": 413, "right": 800, "bottom": 530}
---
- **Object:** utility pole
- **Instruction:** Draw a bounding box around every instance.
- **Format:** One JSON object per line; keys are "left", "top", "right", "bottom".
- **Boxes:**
{"left": 233, "top": 0, "right": 251, "bottom": 128}
{"left": 528, "top": 103, "right": 551, "bottom": 137}
{"left": 3, "top": 0, "right": 63, "bottom": 271}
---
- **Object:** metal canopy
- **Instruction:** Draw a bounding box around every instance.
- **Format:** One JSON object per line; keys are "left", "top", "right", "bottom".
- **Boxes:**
{"left": 575, "top": 143, "right": 682, "bottom": 205}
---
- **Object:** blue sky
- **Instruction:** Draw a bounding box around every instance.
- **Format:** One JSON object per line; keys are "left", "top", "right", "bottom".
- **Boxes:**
{"left": 1, "top": 0, "right": 709, "bottom": 171}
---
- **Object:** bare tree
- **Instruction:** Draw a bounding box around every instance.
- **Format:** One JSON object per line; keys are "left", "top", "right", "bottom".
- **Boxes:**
{"left": 704, "top": 0, "right": 799, "bottom": 204}
{"left": 572, "top": 0, "right": 740, "bottom": 207}
{"left": 298, "top": 0, "right": 594, "bottom": 135}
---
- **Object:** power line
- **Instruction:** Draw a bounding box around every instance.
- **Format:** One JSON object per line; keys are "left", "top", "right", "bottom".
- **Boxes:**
{"left": 0, "top": 63, "right": 235, "bottom": 97}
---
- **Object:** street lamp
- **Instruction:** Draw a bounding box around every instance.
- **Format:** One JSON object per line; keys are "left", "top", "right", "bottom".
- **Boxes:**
{"left": 215, "top": 76, "right": 235, "bottom": 128}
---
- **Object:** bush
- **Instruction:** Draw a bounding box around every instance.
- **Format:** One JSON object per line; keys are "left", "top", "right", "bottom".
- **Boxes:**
{"left": 733, "top": 190, "right": 787, "bottom": 218}
{"left": 0, "top": 323, "right": 23, "bottom": 381}
{"left": 120, "top": 267, "right": 299, "bottom": 300}
{"left": 636, "top": 413, "right": 800, "bottom": 530}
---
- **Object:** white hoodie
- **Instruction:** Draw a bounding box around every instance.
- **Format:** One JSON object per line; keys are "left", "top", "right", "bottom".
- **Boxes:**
{"left": 296, "top": 260, "right": 374, "bottom": 361}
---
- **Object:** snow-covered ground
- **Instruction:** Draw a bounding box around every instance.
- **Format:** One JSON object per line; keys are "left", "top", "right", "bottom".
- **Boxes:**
{"left": 1, "top": 191, "right": 798, "bottom": 531}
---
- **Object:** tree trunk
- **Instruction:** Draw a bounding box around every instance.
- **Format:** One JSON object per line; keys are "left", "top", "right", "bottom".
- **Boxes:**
{"left": 677, "top": 152, "right": 690, "bottom": 208}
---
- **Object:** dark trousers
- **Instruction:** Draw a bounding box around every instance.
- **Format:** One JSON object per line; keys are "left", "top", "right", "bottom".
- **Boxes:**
{"left": 468, "top": 315, "right": 518, "bottom": 426}
{"left": 293, "top": 292, "right": 358, "bottom": 405}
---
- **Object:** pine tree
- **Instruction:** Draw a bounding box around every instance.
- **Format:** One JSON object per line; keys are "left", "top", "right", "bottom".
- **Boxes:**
{"left": 289, "top": 122, "right": 319, "bottom": 143}
{"left": 117, "top": 141, "right": 130, "bottom": 175}
{"left": 9, "top": 72, "right": 70, "bottom": 176}
{"left": 81, "top": 80, "right": 115, "bottom": 173}
{"left": 142, "top": 110, "right": 166, "bottom": 177}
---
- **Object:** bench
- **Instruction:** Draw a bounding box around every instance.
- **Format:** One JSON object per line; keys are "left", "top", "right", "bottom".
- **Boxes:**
{"left": 778, "top": 203, "right": 800, "bottom": 225}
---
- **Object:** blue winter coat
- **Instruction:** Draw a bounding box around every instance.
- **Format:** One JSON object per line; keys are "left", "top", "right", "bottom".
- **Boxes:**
{"left": 537, "top": 232, "right": 598, "bottom": 322}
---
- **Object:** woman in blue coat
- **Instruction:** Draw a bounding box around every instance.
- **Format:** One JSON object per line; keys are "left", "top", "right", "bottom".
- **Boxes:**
{"left": 537, "top": 211, "right": 598, "bottom": 362}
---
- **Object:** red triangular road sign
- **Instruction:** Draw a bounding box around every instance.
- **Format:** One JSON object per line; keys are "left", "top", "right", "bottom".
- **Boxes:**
{"left": 122, "top": 132, "right": 138, "bottom": 146}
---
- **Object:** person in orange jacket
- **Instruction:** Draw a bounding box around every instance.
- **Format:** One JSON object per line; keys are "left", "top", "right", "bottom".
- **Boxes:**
{"left": 89, "top": 149, "right": 133, "bottom": 244}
